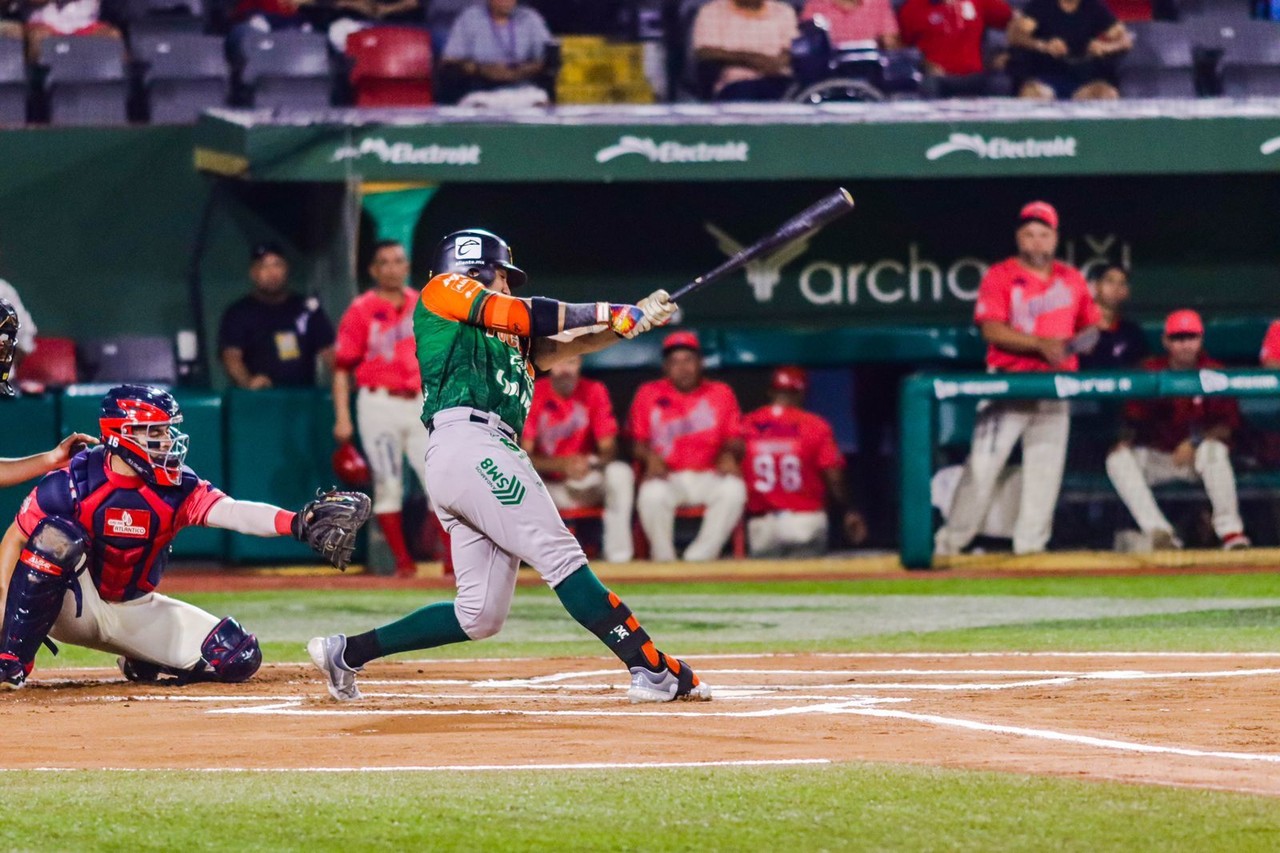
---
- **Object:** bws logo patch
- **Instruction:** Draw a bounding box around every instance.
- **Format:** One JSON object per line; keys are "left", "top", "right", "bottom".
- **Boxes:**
{"left": 477, "top": 457, "right": 526, "bottom": 506}
{"left": 105, "top": 508, "right": 150, "bottom": 538}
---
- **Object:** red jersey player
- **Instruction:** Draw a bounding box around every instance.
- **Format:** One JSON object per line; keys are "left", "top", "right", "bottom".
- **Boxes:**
{"left": 740, "top": 367, "right": 866, "bottom": 557}
{"left": 332, "top": 239, "right": 427, "bottom": 577}
{"left": 934, "top": 201, "right": 1102, "bottom": 557}
{"left": 630, "top": 331, "right": 746, "bottom": 562}
{"left": 1259, "top": 318, "right": 1280, "bottom": 368}
{"left": 521, "top": 354, "right": 635, "bottom": 562}
{"left": 1106, "top": 309, "right": 1249, "bottom": 550}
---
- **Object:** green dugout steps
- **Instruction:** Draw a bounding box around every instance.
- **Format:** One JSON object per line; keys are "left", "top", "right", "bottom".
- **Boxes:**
{"left": 899, "top": 367, "right": 1280, "bottom": 569}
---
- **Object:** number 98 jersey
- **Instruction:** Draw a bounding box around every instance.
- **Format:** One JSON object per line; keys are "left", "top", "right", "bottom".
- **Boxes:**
{"left": 740, "top": 404, "right": 844, "bottom": 515}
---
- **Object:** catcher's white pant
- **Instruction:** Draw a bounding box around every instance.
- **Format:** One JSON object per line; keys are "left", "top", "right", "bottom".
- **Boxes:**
{"left": 747, "top": 510, "right": 827, "bottom": 558}
{"left": 636, "top": 470, "right": 747, "bottom": 562}
{"left": 423, "top": 408, "right": 587, "bottom": 640}
{"left": 935, "top": 399, "right": 1069, "bottom": 556}
{"left": 544, "top": 462, "right": 635, "bottom": 563}
{"left": 1105, "top": 440, "right": 1244, "bottom": 539}
{"left": 50, "top": 573, "right": 220, "bottom": 670}
{"left": 356, "top": 388, "right": 430, "bottom": 514}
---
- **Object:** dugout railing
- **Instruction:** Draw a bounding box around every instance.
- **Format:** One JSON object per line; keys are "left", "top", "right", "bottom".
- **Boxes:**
{"left": 899, "top": 368, "right": 1280, "bottom": 569}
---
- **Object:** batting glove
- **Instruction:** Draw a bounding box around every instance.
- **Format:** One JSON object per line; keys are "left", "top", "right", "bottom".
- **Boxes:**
{"left": 637, "top": 289, "right": 677, "bottom": 329}
{"left": 608, "top": 304, "right": 650, "bottom": 339}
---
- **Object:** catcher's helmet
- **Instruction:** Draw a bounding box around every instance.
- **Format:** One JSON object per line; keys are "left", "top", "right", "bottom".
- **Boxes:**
{"left": 0, "top": 297, "right": 18, "bottom": 398}
{"left": 100, "top": 385, "right": 189, "bottom": 487}
{"left": 771, "top": 366, "right": 808, "bottom": 394}
{"left": 430, "top": 229, "right": 527, "bottom": 289}
{"left": 332, "top": 442, "right": 372, "bottom": 488}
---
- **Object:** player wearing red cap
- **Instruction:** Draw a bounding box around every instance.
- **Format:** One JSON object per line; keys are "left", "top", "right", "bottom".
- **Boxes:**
{"left": 740, "top": 367, "right": 866, "bottom": 556}
{"left": 631, "top": 331, "right": 746, "bottom": 562}
{"left": 1105, "top": 310, "right": 1249, "bottom": 550}
{"left": 332, "top": 240, "right": 429, "bottom": 578}
{"left": 935, "top": 201, "right": 1102, "bottom": 556}
{"left": 522, "top": 354, "right": 635, "bottom": 562}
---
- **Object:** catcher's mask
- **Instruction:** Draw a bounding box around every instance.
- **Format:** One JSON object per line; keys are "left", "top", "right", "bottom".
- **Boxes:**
{"left": 0, "top": 297, "right": 18, "bottom": 398}
{"left": 100, "top": 384, "right": 189, "bottom": 487}
{"left": 430, "top": 229, "right": 527, "bottom": 289}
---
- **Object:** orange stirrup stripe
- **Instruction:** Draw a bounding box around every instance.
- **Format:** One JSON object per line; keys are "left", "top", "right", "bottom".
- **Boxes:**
{"left": 419, "top": 273, "right": 533, "bottom": 335}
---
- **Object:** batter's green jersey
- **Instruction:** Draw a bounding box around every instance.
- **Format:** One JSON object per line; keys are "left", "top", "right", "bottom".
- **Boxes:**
{"left": 414, "top": 275, "right": 535, "bottom": 434}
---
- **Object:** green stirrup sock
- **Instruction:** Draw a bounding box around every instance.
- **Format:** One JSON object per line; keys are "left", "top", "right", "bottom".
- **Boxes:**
{"left": 554, "top": 566, "right": 659, "bottom": 671}
{"left": 372, "top": 601, "right": 471, "bottom": 658}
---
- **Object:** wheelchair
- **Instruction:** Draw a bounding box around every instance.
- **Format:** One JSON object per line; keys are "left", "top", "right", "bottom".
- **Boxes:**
{"left": 787, "top": 18, "right": 924, "bottom": 103}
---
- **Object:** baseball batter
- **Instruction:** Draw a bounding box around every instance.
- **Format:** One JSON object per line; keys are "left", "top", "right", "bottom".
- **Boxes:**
{"left": 0, "top": 384, "right": 367, "bottom": 688}
{"left": 740, "top": 367, "right": 866, "bottom": 557}
{"left": 631, "top": 331, "right": 746, "bottom": 562}
{"left": 0, "top": 297, "right": 98, "bottom": 487}
{"left": 934, "top": 201, "right": 1102, "bottom": 556}
{"left": 1105, "top": 309, "right": 1249, "bottom": 550}
{"left": 333, "top": 239, "right": 429, "bottom": 577}
{"left": 521, "top": 354, "right": 635, "bottom": 563}
{"left": 309, "top": 228, "right": 712, "bottom": 704}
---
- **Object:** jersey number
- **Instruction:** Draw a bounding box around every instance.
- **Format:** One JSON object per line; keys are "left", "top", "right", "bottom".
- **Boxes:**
{"left": 752, "top": 453, "right": 802, "bottom": 494}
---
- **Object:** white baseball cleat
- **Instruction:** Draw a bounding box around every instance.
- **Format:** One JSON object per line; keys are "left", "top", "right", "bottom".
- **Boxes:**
{"left": 627, "top": 658, "right": 712, "bottom": 704}
{"left": 307, "top": 634, "right": 362, "bottom": 701}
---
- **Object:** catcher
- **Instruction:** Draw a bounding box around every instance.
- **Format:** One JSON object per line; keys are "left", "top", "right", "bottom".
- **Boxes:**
{"left": 0, "top": 296, "right": 99, "bottom": 487}
{"left": 0, "top": 384, "right": 369, "bottom": 689}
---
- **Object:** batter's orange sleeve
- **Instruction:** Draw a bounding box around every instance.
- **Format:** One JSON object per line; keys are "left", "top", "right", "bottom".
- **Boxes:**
{"left": 419, "top": 273, "right": 534, "bottom": 336}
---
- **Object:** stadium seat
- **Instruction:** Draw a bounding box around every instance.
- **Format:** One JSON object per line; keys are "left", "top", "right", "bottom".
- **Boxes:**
{"left": 1119, "top": 21, "right": 1196, "bottom": 96}
{"left": 38, "top": 36, "right": 129, "bottom": 126}
{"left": 346, "top": 26, "right": 433, "bottom": 108}
{"left": 134, "top": 32, "right": 229, "bottom": 122}
{"left": 1218, "top": 21, "right": 1280, "bottom": 95}
{"left": 17, "top": 337, "right": 78, "bottom": 389}
{"left": 240, "top": 31, "right": 333, "bottom": 110}
{"left": 78, "top": 335, "right": 177, "bottom": 384}
{"left": 0, "top": 35, "right": 25, "bottom": 126}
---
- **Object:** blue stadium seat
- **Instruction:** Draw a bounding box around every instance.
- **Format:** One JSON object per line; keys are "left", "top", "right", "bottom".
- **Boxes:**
{"left": 0, "top": 35, "right": 26, "bottom": 125}
{"left": 240, "top": 31, "right": 333, "bottom": 110}
{"left": 38, "top": 36, "right": 129, "bottom": 126}
{"left": 134, "top": 32, "right": 229, "bottom": 122}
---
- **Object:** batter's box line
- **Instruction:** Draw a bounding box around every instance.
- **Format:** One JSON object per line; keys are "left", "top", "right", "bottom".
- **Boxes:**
{"left": 845, "top": 707, "right": 1280, "bottom": 765}
{"left": 206, "top": 698, "right": 898, "bottom": 718}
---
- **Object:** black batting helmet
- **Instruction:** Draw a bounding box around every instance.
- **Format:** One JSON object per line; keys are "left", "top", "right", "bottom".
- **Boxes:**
{"left": 430, "top": 229, "right": 527, "bottom": 289}
{"left": 0, "top": 297, "right": 18, "bottom": 398}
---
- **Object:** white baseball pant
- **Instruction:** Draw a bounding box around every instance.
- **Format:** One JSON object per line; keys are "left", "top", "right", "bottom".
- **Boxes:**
{"left": 423, "top": 408, "right": 587, "bottom": 640}
{"left": 50, "top": 574, "right": 220, "bottom": 670}
{"left": 636, "top": 470, "right": 747, "bottom": 562}
{"left": 747, "top": 510, "right": 827, "bottom": 558}
{"left": 1105, "top": 439, "right": 1244, "bottom": 539}
{"left": 932, "top": 464, "right": 1023, "bottom": 540}
{"left": 544, "top": 462, "right": 635, "bottom": 563}
{"left": 356, "top": 388, "right": 430, "bottom": 514}
{"left": 935, "top": 399, "right": 1069, "bottom": 556}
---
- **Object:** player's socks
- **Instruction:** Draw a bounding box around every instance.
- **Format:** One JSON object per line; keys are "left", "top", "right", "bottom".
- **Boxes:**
{"left": 345, "top": 602, "right": 471, "bottom": 668}
{"left": 376, "top": 512, "right": 415, "bottom": 571}
{"left": 553, "top": 565, "right": 665, "bottom": 673}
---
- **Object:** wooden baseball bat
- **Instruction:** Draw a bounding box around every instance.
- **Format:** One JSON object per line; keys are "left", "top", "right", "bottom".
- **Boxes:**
{"left": 670, "top": 188, "right": 855, "bottom": 302}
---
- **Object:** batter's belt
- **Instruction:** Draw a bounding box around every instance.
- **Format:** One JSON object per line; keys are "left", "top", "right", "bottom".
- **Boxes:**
{"left": 426, "top": 407, "right": 518, "bottom": 441}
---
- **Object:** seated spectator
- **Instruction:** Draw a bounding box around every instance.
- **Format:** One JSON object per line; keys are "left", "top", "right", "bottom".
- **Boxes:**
{"left": 897, "top": 0, "right": 1012, "bottom": 97}
{"left": 1079, "top": 264, "right": 1147, "bottom": 370}
{"left": 521, "top": 354, "right": 635, "bottom": 563}
{"left": 226, "top": 0, "right": 315, "bottom": 62}
{"left": 1260, "top": 317, "right": 1280, "bottom": 368}
{"left": 740, "top": 367, "right": 866, "bottom": 557}
{"left": 801, "top": 0, "right": 900, "bottom": 48}
{"left": 24, "top": 0, "right": 122, "bottom": 59}
{"left": 1006, "top": 0, "right": 1132, "bottom": 100}
{"left": 1105, "top": 309, "right": 1250, "bottom": 551}
{"left": 631, "top": 331, "right": 747, "bottom": 562}
{"left": 439, "top": 0, "right": 553, "bottom": 108}
{"left": 318, "top": 0, "right": 424, "bottom": 52}
{"left": 1, "top": 0, "right": 23, "bottom": 39}
{"left": 692, "top": 0, "right": 798, "bottom": 102}
{"left": 218, "top": 242, "right": 336, "bottom": 390}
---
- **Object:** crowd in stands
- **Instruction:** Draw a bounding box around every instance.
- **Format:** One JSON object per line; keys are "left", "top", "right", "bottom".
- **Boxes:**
{"left": 0, "top": 0, "right": 1274, "bottom": 124}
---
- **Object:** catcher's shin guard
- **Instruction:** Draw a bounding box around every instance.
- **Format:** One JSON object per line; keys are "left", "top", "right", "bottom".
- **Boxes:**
{"left": 0, "top": 517, "right": 87, "bottom": 684}
{"left": 130, "top": 617, "right": 263, "bottom": 685}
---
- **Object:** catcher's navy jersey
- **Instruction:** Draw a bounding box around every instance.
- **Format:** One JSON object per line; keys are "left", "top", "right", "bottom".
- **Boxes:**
{"left": 16, "top": 447, "right": 225, "bottom": 601}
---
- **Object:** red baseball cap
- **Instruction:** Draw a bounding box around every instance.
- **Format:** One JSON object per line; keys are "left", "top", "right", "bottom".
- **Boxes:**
{"left": 771, "top": 366, "right": 807, "bottom": 393}
{"left": 662, "top": 330, "right": 700, "bottom": 353}
{"left": 1019, "top": 200, "right": 1059, "bottom": 231}
{"left": 1164, "top": 309, "right": 1204, "bottom": 337}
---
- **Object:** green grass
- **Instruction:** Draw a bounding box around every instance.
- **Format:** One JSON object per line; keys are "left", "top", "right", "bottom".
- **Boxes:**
{"left": 4, "top": 764, "right": 1279, "bottom": 852}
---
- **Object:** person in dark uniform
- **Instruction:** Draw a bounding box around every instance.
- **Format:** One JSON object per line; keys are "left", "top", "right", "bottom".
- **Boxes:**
{"left": 1079, "top": 264, "right": 1147, "bottom": 370}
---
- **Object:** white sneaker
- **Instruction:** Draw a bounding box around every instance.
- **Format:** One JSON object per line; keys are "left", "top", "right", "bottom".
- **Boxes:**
{"left": 627, "top": 659, "right": 711, "bottom": 704}
{"left": 307, "top": 635, "right": 362, "bottom": 701}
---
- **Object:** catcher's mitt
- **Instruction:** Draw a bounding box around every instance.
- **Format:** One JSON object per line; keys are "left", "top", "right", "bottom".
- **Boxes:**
{"left": 292, "top": 488, "right": 372, "bottom": 571}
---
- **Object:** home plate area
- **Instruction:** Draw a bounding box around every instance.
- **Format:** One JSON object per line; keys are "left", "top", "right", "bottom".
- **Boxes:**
{"left": 4, "top": 652, "right": 1280, "bottom": 794}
